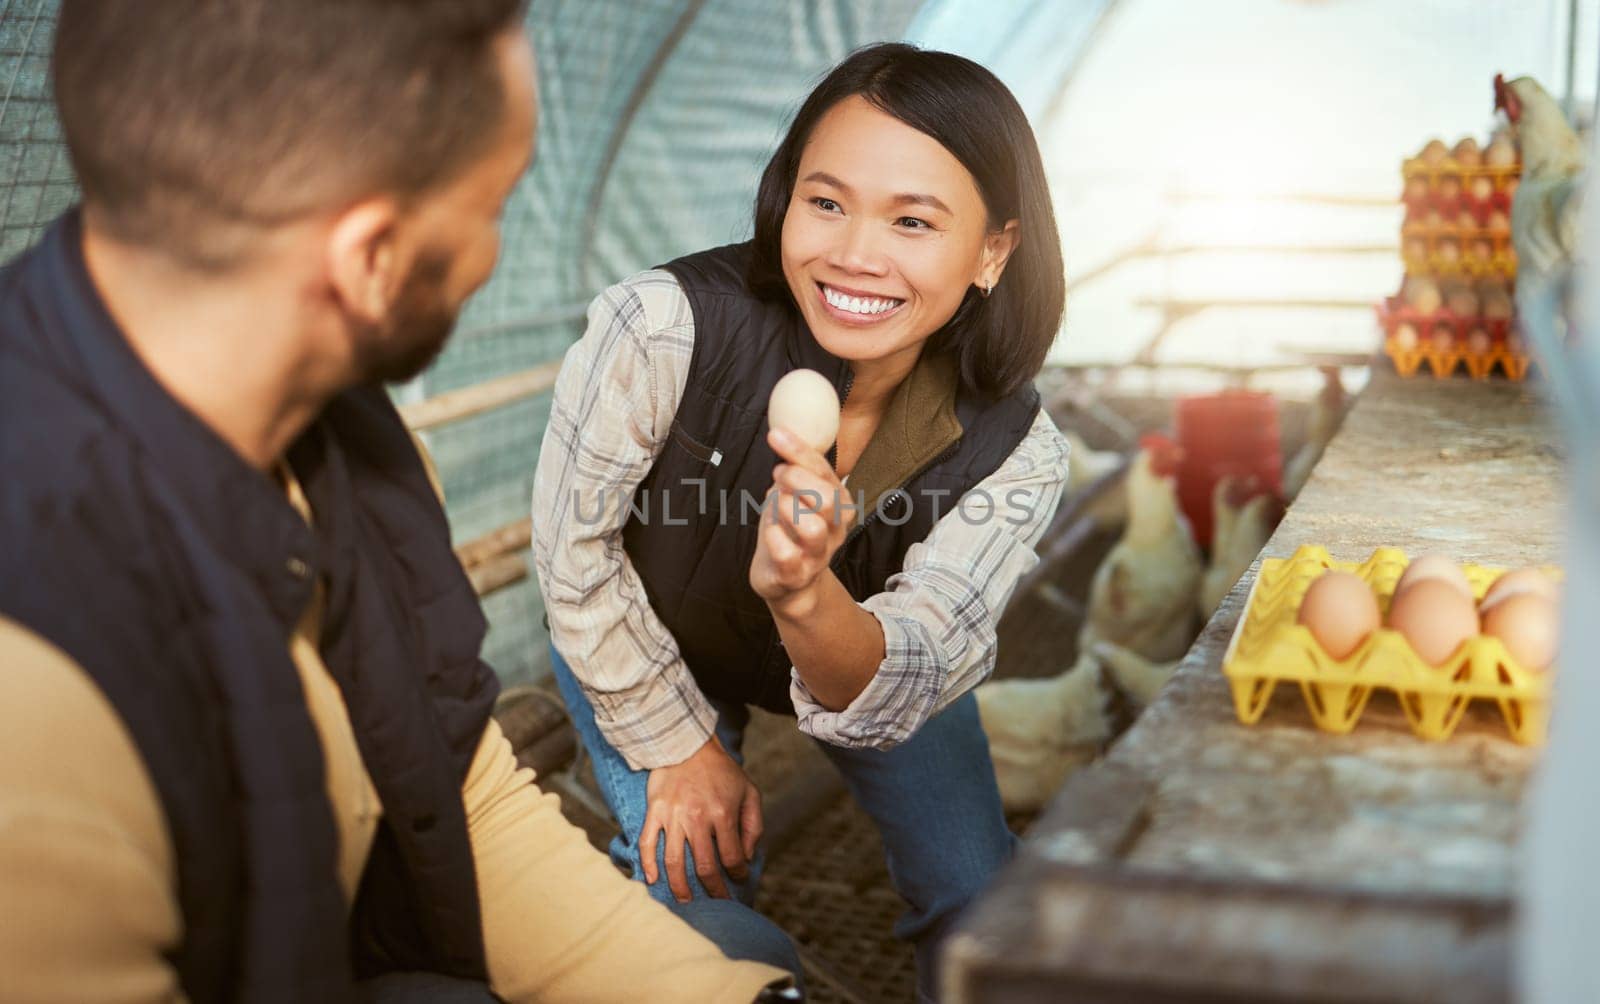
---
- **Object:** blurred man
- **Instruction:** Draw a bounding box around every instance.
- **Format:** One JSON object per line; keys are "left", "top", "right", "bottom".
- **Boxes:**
{"left": 0, "top": 1, "right": 793, "bottom": 1000}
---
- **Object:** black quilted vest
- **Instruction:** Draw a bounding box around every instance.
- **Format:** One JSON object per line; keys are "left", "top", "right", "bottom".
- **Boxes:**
{"left": 0, "top": 211, "right": 496, "bottom": 1002}
{"left": 621, "top": 243, "right": 1040, "bottom": 714}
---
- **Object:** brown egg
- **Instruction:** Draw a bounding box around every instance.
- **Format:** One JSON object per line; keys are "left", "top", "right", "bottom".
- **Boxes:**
{"left": 1297, "top": 571, "right": 1382, "bottom": 660}
{"left": 1403, "top": 276, "right": 1442, "bottom": 314}
{"left": 1437, "top": 238, "right": 1461, "bottom": 262}
{"left": 1481, "top": 591, "right": 1559, "bottom": 670}
{"left": 1469, "top": 176, "right": 1495, "bottom": 201}
{"left": 1404, "top": 176, "right": 1430, "bottom": 202}
{"left": 1487, "top": 209, "right": 1511, "bottom": 233}
{"left": 1392, "top": 323, "right": 1419, "bottom": 351}
{"left": 1454, "top": 137, "right": 1482, "bottom": 165}
{"left": 1439, "top": 176, "right": 1463, "bottom": 201}
{"left": 1468, "top": 238, "right": 1494, "bottom": 262}
{"left": 1430, "top": 325, "right": 1456, "bottom": 352}
{"left": 1445, "top": 286, "right": 1479, "bottom": 317}
{"left": 1467, "top": 328, "right": 1492, "bottom": 354}
{"left": 1482, "top": 292, "right": 1514, "bottom": 320}
{"left": 1387, "top": 579, "right": 1481, "bottom": 666}
{"left": 1456, "top": 209, "right": 1480, "bottom": 229}
{"left": 1421, "top": 139, "right": 1450, "bottom": 165}
{"left": 1395, "top": 553, "right": 1474, "bottom": 599}
{"left": 1481, "top": 567, "right": 1560, "bottom": 608}
{"left": 1404, "top": 236, "right": 1430, "bottom": 260}
{"left": 1486, "top": 140, "right": 1518, "bottom": 168}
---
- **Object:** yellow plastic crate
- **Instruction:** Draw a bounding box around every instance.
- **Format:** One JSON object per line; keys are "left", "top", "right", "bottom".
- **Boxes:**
{"left": 1221, "top": 545, "right": 1558, "bottom": 745}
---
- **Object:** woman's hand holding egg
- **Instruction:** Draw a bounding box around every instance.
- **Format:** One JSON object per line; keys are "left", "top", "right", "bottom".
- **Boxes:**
{"left": 751, "top": 370, "right": 848, "bottom": 615}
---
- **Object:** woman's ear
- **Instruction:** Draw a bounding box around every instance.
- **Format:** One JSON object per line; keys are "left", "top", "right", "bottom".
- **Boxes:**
{"left": 977, "top": 218, "right": 1021, "bottom": 291}
{"left": 325, "top": 198, "right": 403, "bottom": 324}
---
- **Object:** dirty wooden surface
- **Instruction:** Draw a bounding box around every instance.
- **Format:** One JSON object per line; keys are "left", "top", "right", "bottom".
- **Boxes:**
{"left": 946, "top": 367, "right": 1566, "bottom": 1003}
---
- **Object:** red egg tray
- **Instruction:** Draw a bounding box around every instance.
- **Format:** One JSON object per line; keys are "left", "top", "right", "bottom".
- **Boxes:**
{"left": 1376, "top": 296, "right": 1531, "bottom": 380}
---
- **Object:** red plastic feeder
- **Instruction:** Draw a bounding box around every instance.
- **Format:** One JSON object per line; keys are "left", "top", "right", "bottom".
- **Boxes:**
{"left": 1174, "top": 390, "right": 1283, "bottom": 550}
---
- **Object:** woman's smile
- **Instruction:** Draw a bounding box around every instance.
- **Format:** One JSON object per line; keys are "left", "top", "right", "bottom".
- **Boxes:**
{"left": 814, "top": 280, "right": 907, "bottom": 326}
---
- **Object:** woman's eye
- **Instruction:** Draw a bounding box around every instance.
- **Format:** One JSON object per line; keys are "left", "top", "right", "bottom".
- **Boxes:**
{"left": 897, "top": 217, "right": 931, "bottom": 231}
{"left": 812, "top": 197, "right": 841, "bottom": 213}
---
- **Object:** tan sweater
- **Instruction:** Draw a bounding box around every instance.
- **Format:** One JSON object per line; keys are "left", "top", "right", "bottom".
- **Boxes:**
{"left": 0, "top": 467, "right": 784, "bottom": 1003}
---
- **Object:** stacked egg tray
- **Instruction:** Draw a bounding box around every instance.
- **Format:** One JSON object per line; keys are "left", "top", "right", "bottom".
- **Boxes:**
{"left": 1220, "top": 545, "right": 1555, "bottom": 745}
{"left": 1400, "top": 157, "right": 1519, "bottom": 214}
{"left": 1398, "top": 216, "right": 1515, "bottom": 278}
{"left": 1375, "top": 297, "right": 1530, "bottom": 381}
{"left": 1399, "top": 158, "right": 1519, "bottom": 279}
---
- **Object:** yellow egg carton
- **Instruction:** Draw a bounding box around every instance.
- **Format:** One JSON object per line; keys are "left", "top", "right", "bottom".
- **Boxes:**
{"left": 1398, "top": 247, "right": 1517, "bottom": 280}
{"left": 1400, "top": 158, "right": 1520, "bottom": 191}
{"left": 1221, "top": 545, "right": 1558, "bottom": 745}
{"left": 1383, "top": 334, "right": 1532, "bottom": 381}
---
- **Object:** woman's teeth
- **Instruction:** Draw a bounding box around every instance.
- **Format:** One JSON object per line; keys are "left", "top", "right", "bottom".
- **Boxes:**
{"left": 823, "top": 285, "right": 902, "bottom": 316}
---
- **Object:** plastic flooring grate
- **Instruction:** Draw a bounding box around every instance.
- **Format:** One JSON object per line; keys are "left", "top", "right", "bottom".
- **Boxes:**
{"left": 755, "top": 794, "right": 916, "bottom": 1003}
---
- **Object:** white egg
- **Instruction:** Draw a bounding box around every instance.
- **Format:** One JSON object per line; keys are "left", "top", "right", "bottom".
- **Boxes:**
{"left": 768, "top": 369, "right": 842, "bottom": 451}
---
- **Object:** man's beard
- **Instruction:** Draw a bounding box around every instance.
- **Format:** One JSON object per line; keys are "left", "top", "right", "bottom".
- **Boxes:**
{"left": 355, "top": 248, "right": 461, "bottom": 385}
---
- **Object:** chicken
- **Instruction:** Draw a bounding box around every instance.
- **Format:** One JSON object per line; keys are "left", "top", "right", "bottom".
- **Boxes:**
{"left": 1078, "top": 435, "right": 1202, "bottom": 663}
{"left": 1495, "top": 74, "right": 1585, "bottom": 291}
{"left": 976, "top": 650, "right": 1114, "bottom": 813}
{"left": 1062, "top": 429, "right": 1131, "bottom": 531}
{"left": 1283, "top": 367, "right": 1347, "bottom": 501}
{"left": 1197, "top": 477, "right": 1284, "bottom": 620}
{"left": 1090, "top": 640, "right": 1180, "bottom": 708}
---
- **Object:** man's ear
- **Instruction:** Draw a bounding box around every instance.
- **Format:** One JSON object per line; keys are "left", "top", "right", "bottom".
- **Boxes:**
{"left": 326, "top": 199, "right": 403, "bottom": 324}
{"left": 978, "top": 218, "right": 1021, "bottom": 289}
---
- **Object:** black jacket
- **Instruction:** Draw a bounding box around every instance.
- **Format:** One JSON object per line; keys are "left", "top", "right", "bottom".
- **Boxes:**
{"left": 0, "top": 211, "right": 497, "bottom": 1002}
{"left": 621, "top": 243, "right": 1040, "bottom": 714}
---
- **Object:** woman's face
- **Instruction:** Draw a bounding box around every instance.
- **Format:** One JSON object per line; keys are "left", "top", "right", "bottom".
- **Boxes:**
{"left": 781, "top": 95, "right": 1015, "bottom": 371}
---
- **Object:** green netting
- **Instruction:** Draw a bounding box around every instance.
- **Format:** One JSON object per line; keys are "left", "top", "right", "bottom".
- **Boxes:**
{"left": 0, "top": 0, "right": 73, "bottom": 262}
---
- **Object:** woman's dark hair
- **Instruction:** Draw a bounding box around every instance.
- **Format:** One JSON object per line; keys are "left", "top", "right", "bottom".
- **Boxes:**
{"left": 748, "top": 43, "right": 1065, "bottom": 401}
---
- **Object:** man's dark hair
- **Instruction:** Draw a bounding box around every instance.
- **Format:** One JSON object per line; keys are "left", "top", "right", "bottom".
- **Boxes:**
{"left": 53, "top": 0, "right": 528, "bottom": 269}
{"left": 748, "top": 43, "right": 1066, "bottom": 401}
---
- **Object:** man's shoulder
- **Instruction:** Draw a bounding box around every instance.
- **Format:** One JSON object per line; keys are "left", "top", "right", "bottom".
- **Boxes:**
{"left": 0, "top": 352, "right": 136, "bottom": 532}
{"left": 0, "top": 247, "right": 116, "bottom": 473}
{"left": 0, "top": 354, "right": 159, "bottom": 622}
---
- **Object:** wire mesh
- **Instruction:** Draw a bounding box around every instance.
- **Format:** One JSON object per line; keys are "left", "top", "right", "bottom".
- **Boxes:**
{"left": 0, "top": 0, "right": 71, "bottom": 262}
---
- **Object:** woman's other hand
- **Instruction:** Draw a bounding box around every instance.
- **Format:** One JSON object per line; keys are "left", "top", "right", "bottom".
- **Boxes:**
{"left": 640, "top": 735, "right": 763, "bottom": 902}
{"left": 749, "top": 427, "right": 852, "bottom": 616}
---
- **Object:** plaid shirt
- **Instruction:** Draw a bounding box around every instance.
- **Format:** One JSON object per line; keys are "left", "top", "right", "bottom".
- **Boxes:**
{"left": 531, "top": 270, "right": 1070, "bottom": 771}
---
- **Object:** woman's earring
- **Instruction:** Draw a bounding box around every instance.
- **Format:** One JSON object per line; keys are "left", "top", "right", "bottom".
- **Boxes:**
{"left": 980, "top": 280, "right": 993, "bottom": 299}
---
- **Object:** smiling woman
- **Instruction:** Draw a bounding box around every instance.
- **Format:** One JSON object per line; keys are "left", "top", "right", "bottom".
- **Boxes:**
{"left": 750, "top": 47, "right": 1064, "bottom": 406}
{"left": 530, "top": 42, "right": 1071, "bottom": 1002}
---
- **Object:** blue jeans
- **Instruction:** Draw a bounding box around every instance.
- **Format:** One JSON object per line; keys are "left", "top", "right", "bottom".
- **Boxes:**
{"left": 550, "top": 645, "right": 1016, "bottom": 1002}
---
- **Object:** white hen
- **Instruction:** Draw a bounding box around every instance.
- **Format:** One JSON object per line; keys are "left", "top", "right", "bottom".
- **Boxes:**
{"left": 1197, "top": 478, "right": 1284, "bottom": 621}
{"left": 1090, "top": 640, "right": 1180, "bottom": 708}
{"left": 976, "top": 651, "right": 1115, "bottom": 813}
{"left": 1061, "top": 430, "right": 1131, "bottom": 531}
{"left": 1496, "top": 74, "right": 1585, "bottom": 290}
{"left": 1078, "top": 436, "right": 1203, "bottom": 663}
